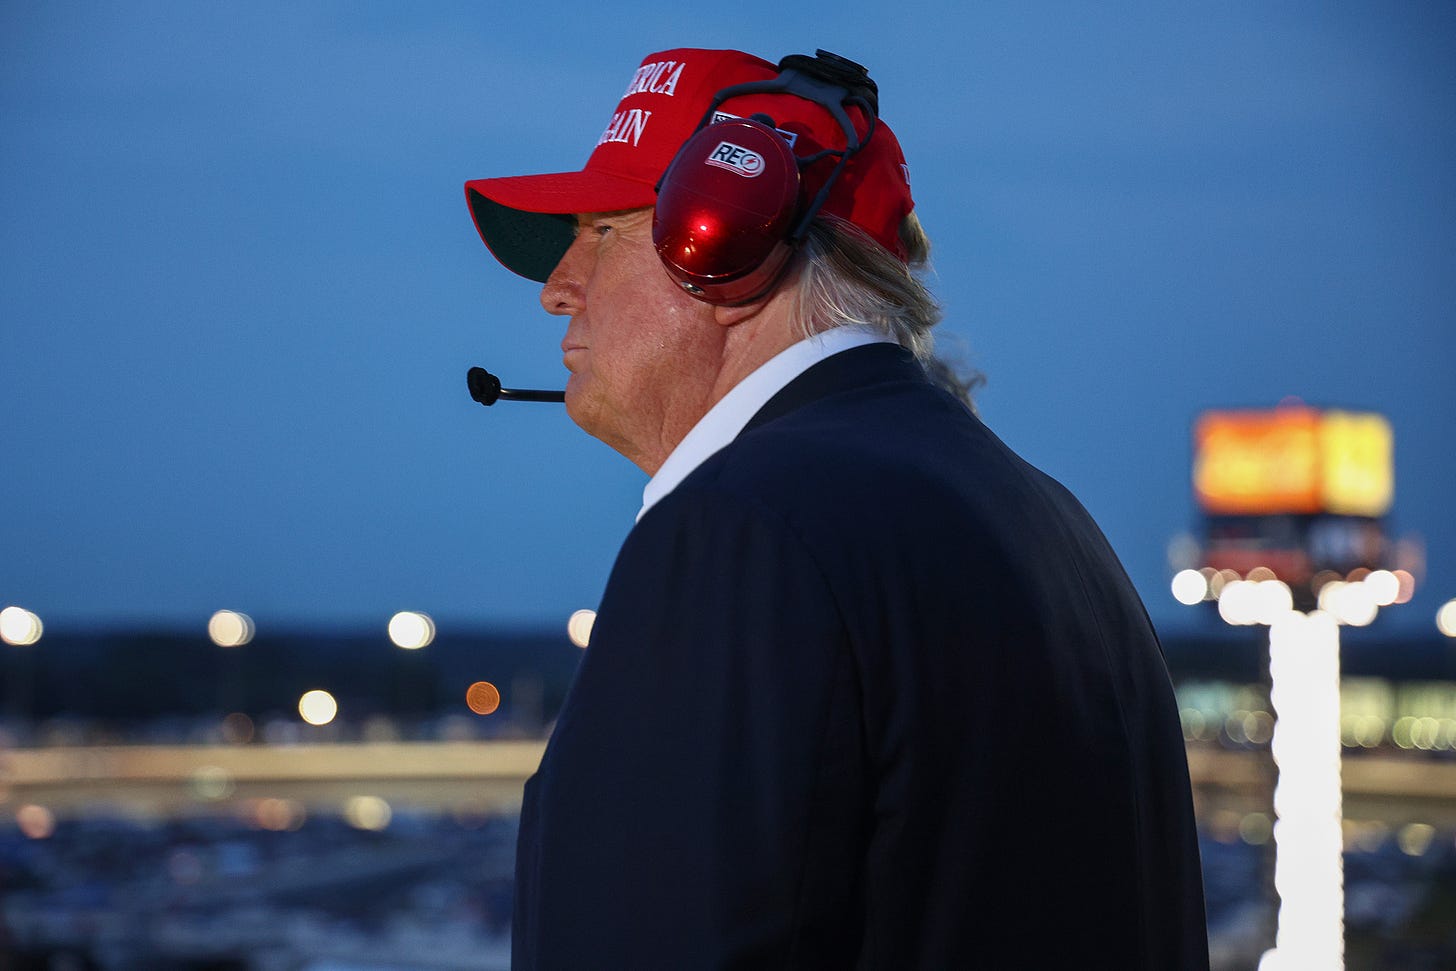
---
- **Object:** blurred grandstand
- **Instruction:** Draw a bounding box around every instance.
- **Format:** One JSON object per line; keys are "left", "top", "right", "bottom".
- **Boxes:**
{"left": 3, "top": 623, "right": 1456, "bottom": 969}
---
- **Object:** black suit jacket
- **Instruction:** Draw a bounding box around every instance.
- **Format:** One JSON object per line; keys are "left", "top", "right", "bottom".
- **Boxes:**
{"left": 513, "top": 344, "right": 1208, "bottom": 969}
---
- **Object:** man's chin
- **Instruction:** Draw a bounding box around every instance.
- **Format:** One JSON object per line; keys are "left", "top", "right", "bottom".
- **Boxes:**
{"left": 562, "top": 377, "right": 594, "bottom": 428}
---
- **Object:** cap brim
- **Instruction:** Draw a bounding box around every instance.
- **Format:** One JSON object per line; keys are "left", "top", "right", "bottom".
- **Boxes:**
{"left": 465, "top": 171, "right": 659, "bottom": 282}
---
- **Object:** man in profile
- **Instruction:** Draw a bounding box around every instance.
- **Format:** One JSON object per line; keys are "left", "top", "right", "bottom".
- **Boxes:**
{"left": 463, "top": 46, "right": 1208, "bottom": 969}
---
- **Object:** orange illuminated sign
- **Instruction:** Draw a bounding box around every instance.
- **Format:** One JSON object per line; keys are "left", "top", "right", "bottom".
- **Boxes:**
{"left": 1193, "top": 407, "right": 1393, "bottom": 517}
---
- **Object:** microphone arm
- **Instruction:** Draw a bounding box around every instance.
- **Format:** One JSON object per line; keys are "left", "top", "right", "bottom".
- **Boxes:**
{"left": 467, "top": 366, "right": 566, "bottom": 406}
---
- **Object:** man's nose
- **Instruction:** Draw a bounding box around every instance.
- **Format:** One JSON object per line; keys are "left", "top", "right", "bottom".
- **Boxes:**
{"left": 540, "top": 236, "right": 587, "bottom": 317}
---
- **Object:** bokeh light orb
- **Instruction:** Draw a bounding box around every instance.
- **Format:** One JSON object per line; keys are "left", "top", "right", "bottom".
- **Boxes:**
{"left": 1392, "top": 569, "right": 1416, "bottom": 604}
{"left": 188, "top": 765, "right": 236, "bottom": 801}
{"left": 1252, "top": 580, "right": 1293, "bottom": 625}
{"left": 1170, "top": 569, "right": 1208, "bottom": 606}
{"left": 1239, "top": 812, "right": 1272, "bottom": 845}
{"left": 208, "top": 609, "right": 254, "bottom": 647}
{"left": 567, "top": 608, "right": 596, "bottom": 648}
{"left": 253, "top": 797, "right": 306, "bottom": 831}
{"left": 344, "top": 795, "right": 393, "bottom": 831}
{"left": 0, "top": 606, "right": 43, "bottom": 646}
{"left": 1218, "top": 581, "right": 1258, "bottom": 625}
{"left": 1364, "top": 570, "right": 1400, "bottom": 607}
{"left": 1438, "top": 599, "right": 1456, "bottom": 638}
{"left": 1333, "top": 581, "right": 1379, "bottom": 627}
{"left": 298, "top": 689, "right": 338, "bottom": 726}
{"left": 466, "top": 681, "right": 501, "bottom": 715}
{"left": 16, "top": 804, "right": 55, "bottom": 840}
{"left": 388, "top": 611, "right": 435, "bottom": 649}
{"left": 1397, "top": 822, "right": 1436, "bottom": 857}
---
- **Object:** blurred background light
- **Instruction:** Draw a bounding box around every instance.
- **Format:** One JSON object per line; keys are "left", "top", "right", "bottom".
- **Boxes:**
{"left": 252, "top": 798, "right": 306, "bottom": 832}
{"left": 16, "top": 804, "right": 56, "bottom": 840}
{"left": 298, "top": 689, "right": 338, "bottom": 726}
{"left": 1240, "top": 812, "right": 1273, "bottom": 846}
{"left": 1397, "top": 822, "right": 1436, "bottom": 857}
{"left": 1392, "top": 570, "right": 1417, "bottom": 605}
{"left": 567, "top": 608, "right": 596, "bottom": 648}
{"left": 344, "top": 795, "right": 392, "bottom": 831}
{"left": 388, "top": 610, "right": 435, "bottom": 649}
{"left": 1350, "top": 821, "right": 1389, "bottom": 854}
{"left": 1218, "top": 580, "right": 1258, "bottom": 625}
{"left": 208, "top": 609, "right": 254, "bottom": 647}
{"left": 0, "top": 606, "right": 44, "bottom": 646}
{"left": 188, "top": 765, "right": 236, "bottom": 801}
{"left": 1170, "top": 568, "right": 1208, "bottom": 605}
{"left": 1437, "top": 599, "right": 1456, "bottom": 638}
{"left": 1253, "top": 580, "right": 1293, "bottom": 625}
{"left": 1364, "top": 570, "right": 1400, "bottom": 606}
{"left": 1334, "top": 582, "right": 1379, "bottom": 627}
{"left": 466, "top": 681, "right": 501, "bottom": 716}
{"left": 1317, "top": 581, "right": 1347, "bottom": 614}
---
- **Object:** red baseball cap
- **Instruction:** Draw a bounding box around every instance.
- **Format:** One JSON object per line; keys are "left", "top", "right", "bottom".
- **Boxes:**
{"left": 464, "top": 48, "right": 915, "bottom": 283}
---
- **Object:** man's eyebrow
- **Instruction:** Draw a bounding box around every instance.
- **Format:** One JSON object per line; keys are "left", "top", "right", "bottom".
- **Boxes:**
{"left": 577, "top": 208, "right": 648, "bottom": 222}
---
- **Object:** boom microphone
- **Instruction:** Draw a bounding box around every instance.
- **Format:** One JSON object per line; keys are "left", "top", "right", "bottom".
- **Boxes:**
{"left": 467, "top": 366, "right": 566, "bottom": 406}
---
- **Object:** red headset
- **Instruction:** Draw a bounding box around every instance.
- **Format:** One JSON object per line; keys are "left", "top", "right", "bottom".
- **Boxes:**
{"left": 652, "top": 51, "right": 881, "bottom": 306}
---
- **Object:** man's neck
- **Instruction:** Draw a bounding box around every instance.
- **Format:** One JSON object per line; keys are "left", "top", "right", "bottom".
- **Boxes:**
{"left": 633, "top": 289, "right": 803, "bottom": 477}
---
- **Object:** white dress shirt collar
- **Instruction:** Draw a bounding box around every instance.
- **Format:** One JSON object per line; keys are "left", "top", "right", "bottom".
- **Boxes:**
{"left": 638, "top": 327, "right": 892, "bottom": 522}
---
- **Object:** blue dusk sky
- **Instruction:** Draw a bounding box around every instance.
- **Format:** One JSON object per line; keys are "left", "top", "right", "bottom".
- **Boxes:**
{"left": 2, "top": 2, "right": 1453, "bottom": 639}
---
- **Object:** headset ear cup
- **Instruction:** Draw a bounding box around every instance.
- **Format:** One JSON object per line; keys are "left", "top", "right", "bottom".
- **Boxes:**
{"left": 653, "top": 118, "right": 801, "bottom": 305}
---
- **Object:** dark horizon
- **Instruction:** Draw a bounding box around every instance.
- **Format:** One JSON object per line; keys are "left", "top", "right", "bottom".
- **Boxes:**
{"left": 4, "top": 622, "right": 1454, "bottom": 730}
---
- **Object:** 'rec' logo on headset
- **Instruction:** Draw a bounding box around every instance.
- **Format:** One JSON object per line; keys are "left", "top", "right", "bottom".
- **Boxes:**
{"left": 704, "top": 141, "right": 765, "bottom": 178}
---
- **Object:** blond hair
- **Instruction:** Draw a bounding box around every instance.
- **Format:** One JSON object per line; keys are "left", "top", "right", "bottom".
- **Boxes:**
{"left": 792, "top": 213, "right": 980, "bottom": 406}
